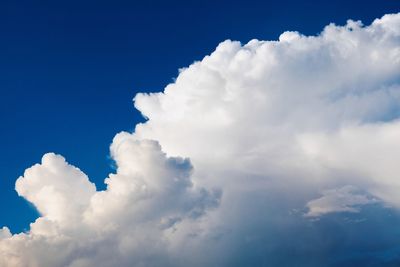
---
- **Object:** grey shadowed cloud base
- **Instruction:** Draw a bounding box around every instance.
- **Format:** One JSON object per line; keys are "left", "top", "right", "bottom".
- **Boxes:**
{"left": 1, "top": 13, "right": 400, "bottom": 267}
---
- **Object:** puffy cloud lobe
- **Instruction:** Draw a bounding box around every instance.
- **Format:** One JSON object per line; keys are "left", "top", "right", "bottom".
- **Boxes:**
{"left": 0, "top": 140, "right": 218, "bottom": 267}
{"left": 85, "top": 137, "right": 220, "bottom": 229}
{"left": 1, "top": 13, "right": 400, "bottom": 267}
{"left": 15, "top": 153, "right": 96, "bottom": 225}
{"left": 134, "top": 16, "right": 400, "bottom": 163}
{"left": 0, "top": 227, "right": 11, "bottom": 239}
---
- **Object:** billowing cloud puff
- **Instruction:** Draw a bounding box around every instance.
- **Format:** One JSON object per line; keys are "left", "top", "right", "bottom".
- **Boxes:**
{"left": 0, "top": 142, "right": 219, "bottom": 267}
{"left": 1, "top": 13, "right": 400, "bottom": 267}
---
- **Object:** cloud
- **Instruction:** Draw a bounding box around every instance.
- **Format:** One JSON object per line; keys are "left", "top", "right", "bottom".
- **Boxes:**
{"left": 1, "top": 141, "right": 219, "bottom": 267}
{"left": 305, "top": 185, "right": 378, "bottom": 217}
{"left": 1, "top": 13, "right": 400, "bottom": 267}
{"left": 15, "top": 153, "right": 96, "bottom": 225}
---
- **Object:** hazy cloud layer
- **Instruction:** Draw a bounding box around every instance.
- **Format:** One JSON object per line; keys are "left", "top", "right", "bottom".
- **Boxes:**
{"left": 1, "top": 13, "right": 400, "bottom": 267}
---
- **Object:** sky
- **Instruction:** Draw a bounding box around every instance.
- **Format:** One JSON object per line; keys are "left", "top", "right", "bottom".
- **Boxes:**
{"left": 1, "top": 1, "right": 400, "bottom": 266}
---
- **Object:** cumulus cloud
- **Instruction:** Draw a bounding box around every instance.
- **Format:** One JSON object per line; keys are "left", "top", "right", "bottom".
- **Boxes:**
{"left": 1, "top": 13, "right": 400, "bottom": 267}
{"left": 0, "top": 141, "right": 219, "bottom": 267}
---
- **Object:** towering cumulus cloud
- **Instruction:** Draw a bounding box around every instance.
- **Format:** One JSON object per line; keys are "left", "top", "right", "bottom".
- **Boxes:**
{"left": 1, "top": 13, "right": 400, "bottom": 266}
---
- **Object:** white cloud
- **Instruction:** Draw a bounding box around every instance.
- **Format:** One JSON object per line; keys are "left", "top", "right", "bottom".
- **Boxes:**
{"left": 299, "top": 121, "right": 400, "bottom": 208}
{"left": 305, "top": 185, "right": 378, "bottom": 217}
{"left": 1, "top": 141, "right": 219, "bottom": 267}
{"left": 1, "top": 13, "right": 400, "bottom": 267}
{"left": 15, "top": 153, "right": 96, "bottom": 226}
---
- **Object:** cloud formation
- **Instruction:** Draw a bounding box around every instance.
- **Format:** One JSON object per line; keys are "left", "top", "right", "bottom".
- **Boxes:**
{"left": 1, "top": 142, "right": 219, "bottom": 267}
{"left": 305, "top": 185, "right": 378, "bottom": 217}
{"left": 1, "top": 13, "right": 400, "bottom": 267}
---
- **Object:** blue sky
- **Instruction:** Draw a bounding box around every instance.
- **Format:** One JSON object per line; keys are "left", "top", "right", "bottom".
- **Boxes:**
{"left": 1, "top": 1, "right": 400, "bottom": 266}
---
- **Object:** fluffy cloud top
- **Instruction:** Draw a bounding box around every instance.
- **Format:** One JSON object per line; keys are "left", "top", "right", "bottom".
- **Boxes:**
{"left": 1, "top": 13, "right": 400, "bottom": 267}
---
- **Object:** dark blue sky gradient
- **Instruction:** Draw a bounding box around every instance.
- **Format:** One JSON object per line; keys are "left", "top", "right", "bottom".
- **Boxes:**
{"left": 0, "top": 0, "right": 399, "bottom": 232}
